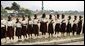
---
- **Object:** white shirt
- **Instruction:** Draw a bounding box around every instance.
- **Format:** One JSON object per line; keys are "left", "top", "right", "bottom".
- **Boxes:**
{"left": 55, "top": 19, "right": 61, "bottom": 24}
{"left": 7, "top": 20, "right": 15, "bottom": 26}
{"left": 16, "top": 22, "right": 22, "bottom": 27}
{"left": 73, "top": 19, "right": 78, "bottom": 24}
{"left": 21, "top": 20, "right": 27, "bottom": 26}
{"left": 33, "top": 19, "right": 39, "bottom": 25}
{"left": 29, "top": 20, "right": 33, "bottom": 24}
{"left": 48, "top": 19, "right": 54, "bottom": 23}
{"left": 62, "top": 18, "right": 66, "bottom": 23}
{"left": 67, "top": 20, "right": 71, "bottom": 24}
{"left": 67, "top": 19, "right": 72, "bottom": 27}
{"left": 40, "top": 18, "right": 48, "bottom": 22}
{"left": 1, "top": 19, "right": 7, "bottom": 27}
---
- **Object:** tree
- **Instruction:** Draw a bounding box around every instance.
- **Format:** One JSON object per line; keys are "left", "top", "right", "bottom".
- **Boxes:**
{"left": 19, "top": 8, "right": 33, "bottom": 16}
{"left": 11, "top": 2, "right": 20, "bottom": 12}
{"left": 5, "top": 7, "right": 12, "bottom": 10}
{"left": 1, "top": 5, "right": 8, "bottom": 16}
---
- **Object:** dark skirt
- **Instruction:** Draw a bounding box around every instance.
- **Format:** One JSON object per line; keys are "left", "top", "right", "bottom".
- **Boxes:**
{"left": 55, "top": 23, "right": 60, "bottom": 32}
{"left": 1, "top": 27, "right": 6, "bottom": 38}
{"left": 48, "top": 23, "right": 54, "bottom": 34}
{"left": 77, "top": 23, "right": 82, "bottom": 34}
{"left": 27, "top": 24, "right": 33, "bottom": 34}
{"left": 40, "top": 22, "right": 43, "bottom": 32}
{"left": 83, "top": 24, "right": 84, "bottom": 33}
{"left": 7, "top": 26, "right": 14, "bottom": 37}
{"left": 40, "top": 22, "right": 47, "bottom": 33}
{"left": 72, "top": 24, "right": 77, "bottom": 32}
{"left": 61, "top": 23, "right": 66, "bottom": 33}
{"left": 67, "top": 23, "right": 72, "bottom": 33}
{"left": 16, "top": 27, "right": 22, "bottom": 36}
{"left": 21, "top": 26, "right": 27, "bottom": 36}
{"left": 33, "top": 24, "right": 39, "bottom": 35}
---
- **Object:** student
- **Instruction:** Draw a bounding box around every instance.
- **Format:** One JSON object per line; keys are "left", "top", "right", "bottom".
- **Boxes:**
{"left": 67, "top": 16, "right": 72, "bottom": 36}
{"left": 33, "top": 14, "right": 39, "bottom": 38}
{"left": 21, "top": 16, "right": 27, "bottom": 39}
{"left": 55, "top": 14, "right": 61, "bottom": 37}
{"left": 7, "top": 16, "right": 15, "bottom": 41}
{"left": 40, "top": 13, "right": 48, "bottom": 38}
{"left": 27, "top": 16, "right": 33, "bottom": 38}
{"left": 61, "top": 14, "right": 66, "bottom": 37}
{"left": 15, "top": 18, "right": 22, "bottom": 40}
{"left": 72, "top": 16, "right": 78, "bottom": 35}
{"left": 1, "top": 17, "right": 7, "bottom": 43}
{"left": 77, "top": 16, "right": 83, "bottom": 35}
{"left": 48, "top": 14, "right": 54, "bottom": 37}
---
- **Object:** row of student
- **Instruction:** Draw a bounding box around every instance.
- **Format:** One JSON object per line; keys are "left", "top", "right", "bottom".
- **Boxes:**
{"left": 1, "top": 13, "right": 84, "bottom": 42}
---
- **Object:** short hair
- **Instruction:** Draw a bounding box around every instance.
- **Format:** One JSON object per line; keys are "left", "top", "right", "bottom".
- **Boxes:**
{"left": 16, "top": 18, "right": 19, "bottom": 20}
{"left": 62, "top": 14, "right": 65, "bottom": 19}
{"left": 34, "top": 14, "right": 37, "bottom": 17}
{"left": 68, "top": 16, "right": 71, "bottom": 19}
{"left": 57, "top": 14, "right": 60, "bottom": 18}
{"left": 79, "top": 16, "right": 82, "bottom": 19}
{"left": 42, "top": 13, "right": 46, "bottom": 18}
{"left": 28, "top": 15, "right": 30, "bottom": 18}
{"left": 16, "top": 18, "right": 19, "bottom": 23}
{"left": 74, "top": 16, "right": 77, "bottom": 20}
{"left": 49, "top": 14, "right": 52, "bottom": 19}
{"left": 8, "top": 16, "right": 11, "bottom": 21}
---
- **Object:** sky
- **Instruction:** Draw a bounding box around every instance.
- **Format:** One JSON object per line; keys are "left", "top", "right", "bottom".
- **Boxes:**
{"left": 1, "top": 1, "right": 84, "bottom": 11}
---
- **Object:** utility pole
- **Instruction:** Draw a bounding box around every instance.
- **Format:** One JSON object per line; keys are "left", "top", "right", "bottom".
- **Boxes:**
{"left": 42, "top": 1, "right": 44, "bottom": 14}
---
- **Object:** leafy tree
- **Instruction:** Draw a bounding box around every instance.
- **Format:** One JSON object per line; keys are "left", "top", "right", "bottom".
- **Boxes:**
{"left": 19, "top": 8, "right": 33, "bottom": 16}
{"left": 1, "top": 5, "right": 8, "bottom": 16}
{"left": 5, "top": 7, "right": 12, "bottom": 10}
{"left": 11, "top": 2, "right": 20, "bottom": 12}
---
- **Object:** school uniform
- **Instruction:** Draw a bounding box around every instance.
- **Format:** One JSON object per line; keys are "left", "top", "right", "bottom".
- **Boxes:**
{"left": 27, "top": 20, "right": 33, "bottom": 35}
{"left": 21, "top": 20, "right": 27, "bottom": 36}
{"left": 72, "top": 20, "right": 78, "bottom": 35}
{"left": 1, "top": 19, "right": 6, "bottom": 38}
{"left": 67, "top": 20, "right": 72, "bottom": 33}
{"left": 7, "top": 20, "right": 14, "bottom": 38}
{"left": 48, "top": 19, "right": 54, "bottom": 34}
{"left": 40, "top": 18, "right": 47, "bottom": 34}
{"left": 77, "top": 19, "right": 82, "bottom": 35}
{"left": 55, "top": 19, "right": 61, "bottom": 33}
{"left": 61, "top": 19, "right": 66, "bottom": 33}
{"left": 33, "top": 19, "right": 39, "bottom": 36}
{"left": 15, "top": 22, "right": 22, "bottom": 37}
